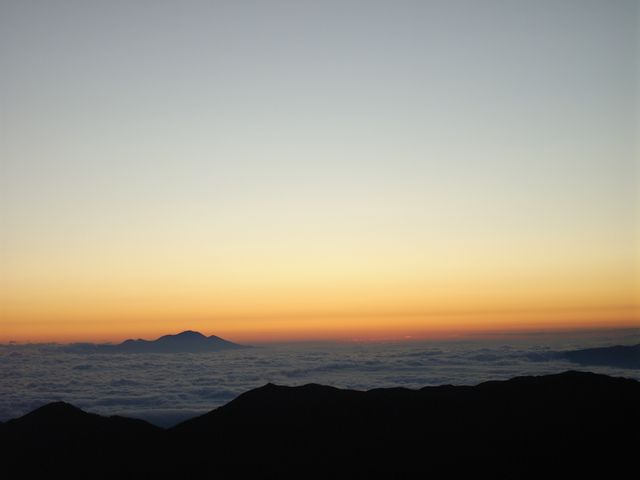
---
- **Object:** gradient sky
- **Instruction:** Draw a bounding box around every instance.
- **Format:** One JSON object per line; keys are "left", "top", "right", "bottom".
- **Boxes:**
{"left": 1, "top": 0, "right": 638, "bottom": 343}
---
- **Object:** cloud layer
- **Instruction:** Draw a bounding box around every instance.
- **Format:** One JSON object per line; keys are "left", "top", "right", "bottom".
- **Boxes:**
{"left": 1, "top": 330, "right": 638, "bottom": 427}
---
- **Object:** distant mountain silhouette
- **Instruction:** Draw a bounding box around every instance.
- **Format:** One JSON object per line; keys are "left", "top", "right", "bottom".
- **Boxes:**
{"left": 66, "top": 330, "right": 245, "bottom": 353}
{"left": 562, "top": 343, "right": 640, "bottom": 368}
{"left": 2, "top": 371, "right": 638, "bottom": 478}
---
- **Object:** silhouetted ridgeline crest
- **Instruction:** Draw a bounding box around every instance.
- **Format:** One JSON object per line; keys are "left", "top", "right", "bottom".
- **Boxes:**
{"left": 561, "top": 343, "right": 640, "bottom": 369}
{"left": 5, "top": 401, "right": 159, "bottom": 437}
{"left": 65, "top": 330, "right": 245, "bottom": 353}
{"left": 2, "top": 371, "right": 639, "bottom": 478}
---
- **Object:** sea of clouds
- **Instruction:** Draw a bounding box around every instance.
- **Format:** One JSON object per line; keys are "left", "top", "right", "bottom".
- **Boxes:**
{"left": 1, "top": 328, "right": 638, "bottom": 427}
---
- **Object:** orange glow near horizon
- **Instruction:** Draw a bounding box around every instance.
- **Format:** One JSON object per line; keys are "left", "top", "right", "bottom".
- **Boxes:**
{"left": 2, "top": 305, "right": 638, "bottom": 344}
{"left": 1, "top": 1, "right": 638, "bottom": 349}
{"left": 2, "top": 238, "right": 638, "bottom": 343}
{"left": 1, "top": 247, "right": 638, "bottom": 343}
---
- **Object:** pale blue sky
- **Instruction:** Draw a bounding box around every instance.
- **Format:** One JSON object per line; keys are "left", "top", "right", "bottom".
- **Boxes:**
{"left": 0, "top": 1, "right": 638, "bottom": 340}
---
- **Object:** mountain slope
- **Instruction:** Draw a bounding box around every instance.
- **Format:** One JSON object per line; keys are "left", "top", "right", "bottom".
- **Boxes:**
{"left": 170, "top": 371, "right": 640, "bottom": 476}
{"left": 2, "top": 371, "right": 639, "bottom": 478}
{"left": 562, "top": 343, "right": 640, "bottom": 368}
{"left": 2, "top": 402, "right": 161, "bottom": 476}
{"left": 67, "top": 330, "right": 245, "bottom": 353}
{"left": 114, "top": 330, "right": 243, "bottom": 353}
{"left": 5, "top": 401, "right": 160, "bottom": 437}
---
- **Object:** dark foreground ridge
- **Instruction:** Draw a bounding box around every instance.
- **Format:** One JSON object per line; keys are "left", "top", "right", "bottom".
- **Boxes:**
{"left": 65, "top": 330, "right": 245, "bottom": 353}
{"left": 2, "top": 371, "right": 639, "bottom": 478}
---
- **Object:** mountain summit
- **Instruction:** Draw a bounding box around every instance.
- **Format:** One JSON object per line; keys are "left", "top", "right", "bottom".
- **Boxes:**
{"left": 115, "top": 330, "right": 244, "bottom": 353}
{"left": 66, "top": 331, "right": 245, "bottom": 354}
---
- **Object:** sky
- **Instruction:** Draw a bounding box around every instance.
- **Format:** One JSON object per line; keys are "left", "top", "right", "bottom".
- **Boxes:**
{"left": 1, "top": 0, "right": 638, "bottom": 343}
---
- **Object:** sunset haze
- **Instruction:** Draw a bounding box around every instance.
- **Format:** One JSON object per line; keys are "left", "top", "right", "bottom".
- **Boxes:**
{"left": 1, "top": 0, "right": 638, "bottom": 343}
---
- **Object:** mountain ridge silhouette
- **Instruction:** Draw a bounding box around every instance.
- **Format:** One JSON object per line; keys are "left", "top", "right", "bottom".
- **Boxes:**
{"left": 65, "top": 330, "right": 245, "bottom": 353}
{"left": 562, "top": 343, "right": 640, "bottom": 368}
{"left": 2, "top": 371, "right": 638, "bottom": 477}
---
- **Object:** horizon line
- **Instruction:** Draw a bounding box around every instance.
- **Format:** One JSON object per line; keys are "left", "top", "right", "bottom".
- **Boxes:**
{"left": 2, "top": 324, "right": 639, "bottom": 347}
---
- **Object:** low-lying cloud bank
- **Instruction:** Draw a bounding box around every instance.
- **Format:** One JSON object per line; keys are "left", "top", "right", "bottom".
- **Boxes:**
{"left": 1, "top": 330, "right": 638, "bottom": 427}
